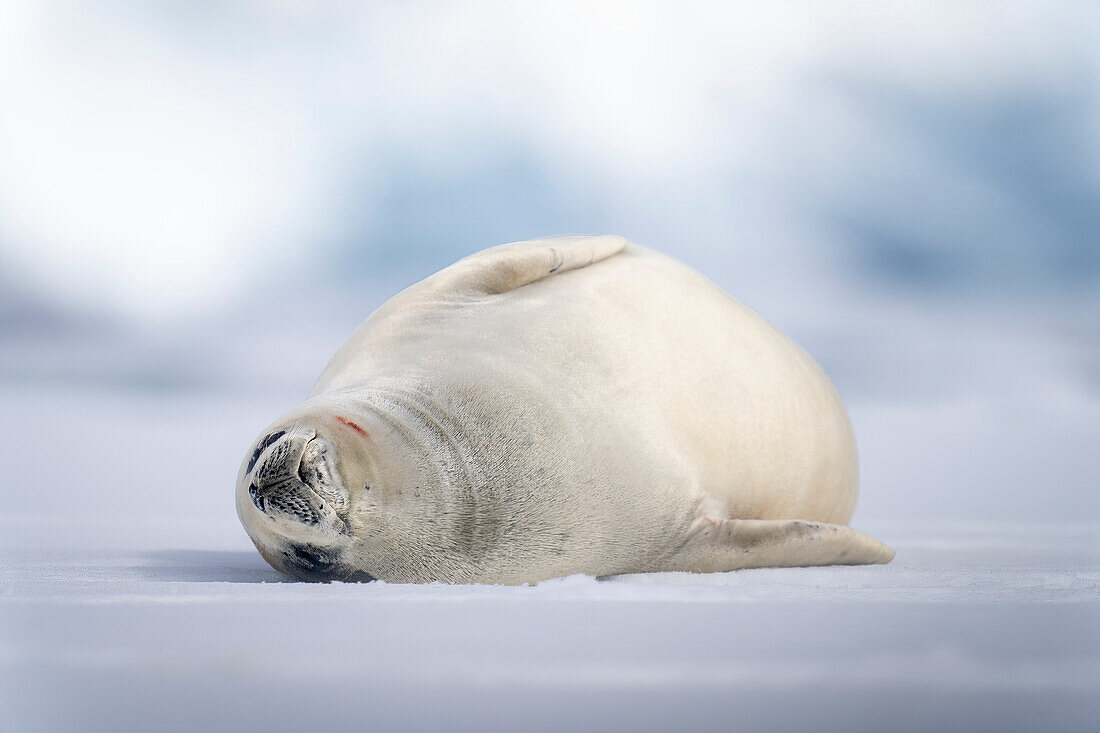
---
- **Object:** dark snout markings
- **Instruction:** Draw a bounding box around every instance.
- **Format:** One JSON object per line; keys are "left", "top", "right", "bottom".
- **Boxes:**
{"left": 283, "top": 544, "right": 375, "bottom": 583}
{"left": 248, "top": 483, "right": 267, "bottom": 513}
{"left": 247, "top": 430, "right": 286, "bottom": 474}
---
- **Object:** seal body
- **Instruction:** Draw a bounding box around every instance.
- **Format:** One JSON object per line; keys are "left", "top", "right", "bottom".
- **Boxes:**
{"left": 236, "top": 235, "right": 893, "bottom": 583}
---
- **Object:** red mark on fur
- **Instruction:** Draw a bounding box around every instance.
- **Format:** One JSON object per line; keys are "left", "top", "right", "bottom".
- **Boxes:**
{"left": 335, "top": 416, "right": 368, "bottom": 438}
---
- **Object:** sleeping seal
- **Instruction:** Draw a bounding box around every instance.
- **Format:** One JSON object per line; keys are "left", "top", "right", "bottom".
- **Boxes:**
{"left": 236, "top": 235, "right": 893, "bottom": 583}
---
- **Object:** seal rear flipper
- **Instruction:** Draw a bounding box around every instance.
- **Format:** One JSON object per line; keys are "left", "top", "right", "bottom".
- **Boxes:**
{"left": 658, "top": 519, "right": 894, "bottom": 572}
{"left": 439, "top": 234, "right": 627, "bottom": 295}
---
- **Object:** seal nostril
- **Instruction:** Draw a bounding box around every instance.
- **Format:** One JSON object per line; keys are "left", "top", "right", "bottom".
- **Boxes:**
{"left": 248, "top": 482, "right": 266, "bottom": 511}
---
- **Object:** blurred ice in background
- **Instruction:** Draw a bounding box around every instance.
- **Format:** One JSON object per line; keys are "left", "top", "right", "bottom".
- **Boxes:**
{"left": 1, "top": 3, "right": 1098, "bottom": 730}
{"left": 2, "top": 0, "right": 1096, "bottom": 522}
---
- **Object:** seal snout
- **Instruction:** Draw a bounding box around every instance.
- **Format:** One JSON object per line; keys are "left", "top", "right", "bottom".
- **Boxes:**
{"left": 246, "top": 427, "right": 350, "bottom": 531}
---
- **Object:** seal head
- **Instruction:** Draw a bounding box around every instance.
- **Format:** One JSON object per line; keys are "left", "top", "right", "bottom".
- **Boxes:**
{"left": 238, "top": 424, "right": 373, "bottom": 582}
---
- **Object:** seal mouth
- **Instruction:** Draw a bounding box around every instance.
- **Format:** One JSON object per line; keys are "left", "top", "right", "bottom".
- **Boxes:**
{"left": 296, "top": 434, "right": 350, "bottom": 517}
{"left": 247, "top": 428, "right": 351, "bottom": 533}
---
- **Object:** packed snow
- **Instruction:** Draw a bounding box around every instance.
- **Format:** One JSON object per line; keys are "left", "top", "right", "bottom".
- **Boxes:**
{"left": 1, "top": 385, "right": 1097, "bottom": 732}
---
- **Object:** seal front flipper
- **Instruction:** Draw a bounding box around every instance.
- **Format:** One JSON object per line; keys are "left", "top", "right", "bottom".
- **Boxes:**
{"left": 439, "top": 234, "right": 627, "bottom": 295}
{"left": 659, "top": 519, "right": 895, "bottom": 572}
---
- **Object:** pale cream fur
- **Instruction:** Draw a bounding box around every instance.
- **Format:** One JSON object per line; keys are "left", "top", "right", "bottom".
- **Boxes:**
{"left": 236, "top": 235, "right": 893, "bottom": 583}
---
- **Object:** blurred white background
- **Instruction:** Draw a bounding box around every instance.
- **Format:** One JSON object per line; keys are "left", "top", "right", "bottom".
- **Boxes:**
{"left": 1, "top": 4, "right": 1098, "bottom": 731}
{"left": 2, "top": 0, "right": 1097, "bottom": 523}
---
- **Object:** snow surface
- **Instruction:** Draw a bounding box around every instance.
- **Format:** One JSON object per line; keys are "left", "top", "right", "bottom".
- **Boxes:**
{"left": 1, "top": 386, "right": 1098, "bottom": 732}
